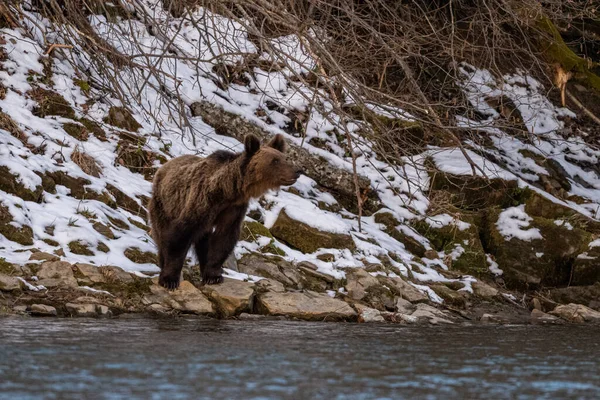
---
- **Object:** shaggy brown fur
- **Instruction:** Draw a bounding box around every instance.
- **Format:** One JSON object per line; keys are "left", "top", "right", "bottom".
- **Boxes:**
{"left": 148, "top": 134, "right": 300, "bottom": 289}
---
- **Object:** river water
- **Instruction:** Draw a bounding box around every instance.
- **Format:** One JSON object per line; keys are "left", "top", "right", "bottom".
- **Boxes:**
{"left": 0, "top": 317, "right": 598, "bottom": 399}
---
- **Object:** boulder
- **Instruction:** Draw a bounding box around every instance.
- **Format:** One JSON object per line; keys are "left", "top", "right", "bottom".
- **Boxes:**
{"left": 430, "top": 284, "right": 467, "bottom": 308}
{"left": 270, "top": 209, "right": 355, "bottom": 253}
{"left": 530, "top": 309, "right": 561, "bottom": 324}
{"left": 411, "top": 303, "right": 454, "bottom": 324}
{"left": 30, "top": 304, "right": 57, "bottom": 316}
{"left": 255, "top": 278, "right": 285, "bottom": 293}
{"left": 346, "top": 268, "right": 394, "bottom": 310}
{"left": 355, "top": 304, "right": 385, "bottom": 323}
{"left": 146, "top": 281, "right": 214, "bottom": 315}
{"left": 550, "top": 303, "right": 600, "bottom": 323}
{"left": 376, "top": 275, "right": 429, "bottom": 303}
{"left": 549, "top": 284, "right": 600, "bottom": 310}
{"left": 65, "top": 303, "right": 110, "bottom": 317}
{"left": 414, "top": 214, "right": 487, "bottom": 276}
{"left": 485, "top": 208, "right": 591, "bottom": 290}
{"left": 472, "top": 281, "right": 499, "bottom": 298}
{"left": 36, "top": 261, "right": 78, "bottom": 288}
{"left": 237, "top": 253, "right": 299, "bottom": 288}
{"left": 257, "top": 291, "right": 357, "bottom": 321}
{"left": 0, "top": 273, "right": 20, "bottom": 291}
{"left": 201, "top": 278, "right": 255, "bottom": 317}
{"left": 29, "top": 252, "right": 59, "bottom": 262}
{"left": 74, "top": 263, "right": 106, "bottom": 285}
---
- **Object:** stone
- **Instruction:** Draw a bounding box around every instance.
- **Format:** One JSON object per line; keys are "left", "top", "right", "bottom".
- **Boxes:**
{"left": 257, "top": 291, "right": 357, "bottom": 321}
{"left": 30, "top": 304, "right": 57, "bottom": 316}
{"left": 255, "top": 278, "right": 285, "bottom": 293}
{"left": 411, "top": 303, "right": 454, "bottom": 324}
{"left": 13, "top": 305, "right": 28, "bottom": 313}
{"left": 66, "top": 303, "right": 99, "bottom": 317}
{"left": 237, "top": 253, "right": 299, "bottom": 288}
{"left": 486, "top": 208, "right": 592, "bottom": 290}
{"left": 395, "top": 297, "right": 416, "bottom": 314}
{"left": 472, "top": 281, "right": 499, "bottom": 298}
{"left": 28, "top": 252, "right": 59, "bottom": 262}
{"left": 74, "top": 263, "right": 106, "bottom": 285}
{"left": 355, "top": 304, "right": 385, "bottom": 323}
{"left": 532, "top": 297, "right": 543, "bottom": 311}
{"left": 0, "top": 273, "right": 20, "bottom": 291}
{"left": 146, "top": 281, "right": 214, "bottom": 315}
{"left": 346, "top": 268, "right": 394, "bottom": 310}
{"left": 530, "top": 309, "right": 561, "bottom": 324}
{"left": 36, "top": 261, "right": 78, "bottom": 288}
{"left": 414, "top": 214, "right": 487, "bottom": 276}
{"left": 549, "top": 284, "right": 600, "bottom": 309}
{"left": 201, "top": 278, "right": 255, "bottom": 317}
{"left": 223, "top": 253, "right": 238, "bottom": 272}
{"left": 96, "top": 305, "right": 112, "bottom": 317}
{"left": 550, "top": 303, "right": 600, "bottom": 323}
{"left": 98, "top": 265, "right": 134, "bottom": 283}
{"left": 270, "top": 209, "right": 356, "bottom": 253}
{"left": 431, "top": 284, "right": 467, "bottom": 308}
{"left": 377, "top": 276, "right": 429, "bottom": 303}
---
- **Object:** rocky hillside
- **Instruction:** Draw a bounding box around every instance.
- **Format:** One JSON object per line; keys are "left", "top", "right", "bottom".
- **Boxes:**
{"left": 0, "top": 1, "right": 599, "bottom": 323}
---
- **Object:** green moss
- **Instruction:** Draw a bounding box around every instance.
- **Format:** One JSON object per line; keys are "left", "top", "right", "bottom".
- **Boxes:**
{"left": 240, "top": 221, "right": 272, "bottom": 242}
{"left": 63, "top": 123, "right": 89, "bottom": 141}
{"left": 124, "top": 247, "right": 157, "bottom": 264}
{"left": 485, "top": 208, "right": 592, "bottom": 290}
{"left": 0, "top": 258, "right": 18, "bottom": 276}
{"left": 259, "top": 241, "right": 287, "bottom": 256}
{"left": 104, "top": 107, "right": 141, "bottom": 131}
{"left": 30, "top": 88, "right": 75, "bottom": 119}
{"left": 68, "top": 240, "right": 95, "bottom": 256}
{"left": 536, "top": 16, "right": 600, "bottom": 91}
{"left": 270, "top": 209, "right": 356, "bottom": 253}
{"left": 0, "top": 223, "right": 34, "bottom": 246}
{"left": 74, "top": 79, "right": 91, "bottom": 93}
{"left": 414, "top": 214, "right": 487, "bottom": 276}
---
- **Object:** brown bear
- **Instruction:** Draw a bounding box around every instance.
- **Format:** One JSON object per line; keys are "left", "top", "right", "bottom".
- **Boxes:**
{"left": 148, "top": 134, "right": 300, "bottom": 289}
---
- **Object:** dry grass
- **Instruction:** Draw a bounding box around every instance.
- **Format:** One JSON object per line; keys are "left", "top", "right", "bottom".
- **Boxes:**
{"left": 0, "top": 110, "right": 27, "bottom": 144}
{"left": 71, "top": 146, "right": 102, "bottom": 178}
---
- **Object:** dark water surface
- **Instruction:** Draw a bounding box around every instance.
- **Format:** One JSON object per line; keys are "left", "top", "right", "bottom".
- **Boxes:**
{"left": 0, "top": 318, "right": 598, "bottom": 400}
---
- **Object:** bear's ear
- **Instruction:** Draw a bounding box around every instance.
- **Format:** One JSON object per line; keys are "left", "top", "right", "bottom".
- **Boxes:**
{"left": 244, "top": 134, "right": 260, "bottom": 156}
{"left": 267, "top": 134, "right": 286, "bottom": 153}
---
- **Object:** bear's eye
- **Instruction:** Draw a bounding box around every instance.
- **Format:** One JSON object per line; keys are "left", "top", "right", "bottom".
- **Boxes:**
{"left": 272, "top": 159, "right": 280, "bottom": 165}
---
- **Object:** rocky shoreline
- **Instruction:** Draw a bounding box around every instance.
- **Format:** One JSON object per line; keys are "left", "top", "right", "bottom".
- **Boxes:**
{"left": 1, "top": 251, "right": 599, "bottom": 326}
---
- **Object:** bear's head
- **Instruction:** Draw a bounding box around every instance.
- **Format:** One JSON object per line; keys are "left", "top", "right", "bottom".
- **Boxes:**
{"left": 243, "top": 133, "right": 301, "bottom": 199}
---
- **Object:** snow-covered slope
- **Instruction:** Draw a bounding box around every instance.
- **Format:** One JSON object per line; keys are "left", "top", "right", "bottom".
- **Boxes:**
{"left": 1, "top": 1, "right": 600, "bottom": 303}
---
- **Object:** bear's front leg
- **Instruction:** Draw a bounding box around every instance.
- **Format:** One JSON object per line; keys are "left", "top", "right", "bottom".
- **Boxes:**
{"left": 202, "top": 206, "right": 246, "bottom": 285}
